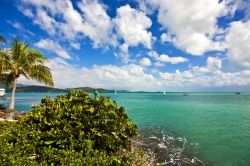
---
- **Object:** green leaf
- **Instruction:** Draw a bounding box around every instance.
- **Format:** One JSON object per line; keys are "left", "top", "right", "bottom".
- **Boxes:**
{"left": 44, "top": 141, "right": 54, "bottom": 145}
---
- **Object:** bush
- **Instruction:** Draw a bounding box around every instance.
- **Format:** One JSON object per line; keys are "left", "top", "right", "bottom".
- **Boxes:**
{"left": 0, "top": 90, "right": 138, "bottom": 165}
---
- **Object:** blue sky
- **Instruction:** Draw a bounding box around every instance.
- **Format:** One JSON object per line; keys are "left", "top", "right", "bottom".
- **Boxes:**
{"left": 1, "top": 0, "right": 250, "bottom": 91}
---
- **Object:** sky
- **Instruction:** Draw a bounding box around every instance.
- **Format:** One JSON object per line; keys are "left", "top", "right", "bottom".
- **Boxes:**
{"left": 0, "top": 0, "right": 250, "bottom": 92}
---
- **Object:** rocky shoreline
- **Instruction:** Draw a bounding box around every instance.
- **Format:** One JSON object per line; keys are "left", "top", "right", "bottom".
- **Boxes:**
{"left": 0, "top": 109, "right": 28, "bottom": 121}
{"left": 132, "top": 127, "right": 205, "bottom": 166}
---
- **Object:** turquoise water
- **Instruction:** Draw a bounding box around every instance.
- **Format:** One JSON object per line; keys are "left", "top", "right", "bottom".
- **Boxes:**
{"left": 2, "top": 92, "right": 250, "bottom": 166}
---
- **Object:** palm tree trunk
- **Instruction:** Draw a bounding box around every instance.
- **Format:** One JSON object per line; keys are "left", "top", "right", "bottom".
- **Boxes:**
{"left": 9, "top": 77, "right": 17, "bottom": 112}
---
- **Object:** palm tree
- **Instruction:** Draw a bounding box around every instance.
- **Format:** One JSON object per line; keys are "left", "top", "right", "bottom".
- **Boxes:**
{"left": 0, "top": 34, "right": 7, "bottom": 84}
{"left": 0, "top": 37, "right": 54, "bottom": 112}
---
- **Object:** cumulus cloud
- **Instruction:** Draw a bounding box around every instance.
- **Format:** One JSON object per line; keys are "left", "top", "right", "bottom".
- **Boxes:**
{"left": 148, "top": 0, "right": 227, "bottom": 55}
{"left": 34, "top": 39, "right": 71, "bottom": 59}
{"left": 45, "top": 58, "right": 160, "bottom": 91}
{"left": 206, "top": 56, "right": 222, "bottom": 71}
{"left": 18, "top": 57, "right": 250, "bottom": 92}
{"left": 114, "top": 5, "right": 154, "bottom": 51}
{"left": 140, "top": 57, "right": 152, "bottom": 66}
{"left": 148, "top": 51, "right": 189, "bottom": 65}
{"left": 190, "top": 56, "right": 222, "bottom": 75}
{"left": 77, "top": 0, "right": 117, "bottom": 47}
{"left": 225, "top": 20, "right": 250, "bottom": 69}
{"left": 154, "top": 62, "right": 165, "bottom": 67}
{"left": 159, "top": 69, "right": 250, "bottom": 91}
{"left": 159, "top": 56, "right": 250, "bottom": 90}
{"left": 160, "top": 33, "right": 175, "bottom": 43}
{"left": 19, "top": 0, "right": 155, "bottom": 63}
{"left": 20, "top": 0, "right": 116, "bottom": 48}
{"left": 15, "top": 0, "right": 250, "bottom": 91}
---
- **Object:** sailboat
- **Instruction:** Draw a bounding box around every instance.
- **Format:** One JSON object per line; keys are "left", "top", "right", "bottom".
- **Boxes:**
{"left": 163, "top": 91, "right": 166, "bottom": 95}
{"left": 0, "top": 88, "right": 6, "bottom": 97}
{"left": 115, "top": 90, "right": 117, "bottom": 94}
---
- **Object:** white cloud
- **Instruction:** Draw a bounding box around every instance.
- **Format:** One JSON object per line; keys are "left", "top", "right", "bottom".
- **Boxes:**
{"left": 14, "top": 0, "right": 250, "bottom": 91}
{"left": 33, "top": 8, "right": 58, "bottom": 36}
{"left": 148, "top": 0, "right": 227, "bottom": 55}
{"left": 225, "top": 20, "right": 250, "bottom": 69}
{"left": 21, "top": 8, "right": 34, "bottom": 17}
{"left": 46, "top": 58, "right": 160, "bottom": 91}
{"left": 77, "top": 0, "right": 117, "bottom": 47}
{"left": 206, "top": 56, "right": 222, "bottom": 71}
{"left": 159, "top": 56, "right": 250, "bottom": 90}
{"left": 114, "top": 5, "right": 154, "bottom": 51}
{"left": 148, "top": 51, "right": 188, "bottom": 64}
{"left": 140, "top": 57, "right": 152, "bottom": 66}
{"left": 17, "top": 57, "right": 250, "bottom": 91}
{"left": 190, "top": 56, "right": 222, "bottom": 74}
{"left": 20, "top": 0, "right": 116, "bottom": 48}
{"left": 19, "top": 0, "right": 156, "bottom": 62}
{"left": 160, "top": 32, "right": 175, "bottom": 43}
{"left": 34, "top": 39, "right": 71, "bottom": 59}
{"left": 154, "top": 62, "right": 165, "bottom": 67}
{"left": 7, "top": 20, "right": 24, "bottom": 30}
{"left": 70, "top": 42, "right": 81, "bottom": 50}
{"left": 191, "top": 66, "right": 210, "bottom": 75}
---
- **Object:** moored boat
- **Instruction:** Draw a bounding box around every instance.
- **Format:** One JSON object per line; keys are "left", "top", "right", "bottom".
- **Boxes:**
{"left": 0, "top": 88, "right": 6, "bottom": 97}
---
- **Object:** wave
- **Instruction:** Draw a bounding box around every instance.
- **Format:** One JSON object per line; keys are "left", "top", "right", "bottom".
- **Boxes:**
{"left": 132, "top": 126, "right": 205, "bottom": 166}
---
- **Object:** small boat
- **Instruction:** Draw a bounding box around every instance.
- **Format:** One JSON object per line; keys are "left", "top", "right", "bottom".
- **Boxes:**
{"left": 235, "top": 92, "right": 240, "bottom": 95}
{"left": 115, "top": 90, "right": 117, "bottom": 94}
{"left": 163, "top": 91, "right": 166, "bottom": 95}
{"left": 0, "top": 88, "right": 6, "bottom": 97}
{"left": 183, "top": 92, "right": 189, "bottom": 96}
{"left": 31, "top": 103, "right": 38, "bottom": 108}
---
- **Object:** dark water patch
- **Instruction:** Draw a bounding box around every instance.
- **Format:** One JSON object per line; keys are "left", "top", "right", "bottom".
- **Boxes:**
{"left": 133, "top": 126, "right": 206, "bottom": 166}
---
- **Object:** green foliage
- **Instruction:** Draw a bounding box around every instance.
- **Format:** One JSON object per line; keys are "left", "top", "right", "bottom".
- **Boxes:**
{"left": 0, "top": 90, "right": 138, "bottom": 165}
{"left": 0, "top": 37, "right": 54, "bottom": 86}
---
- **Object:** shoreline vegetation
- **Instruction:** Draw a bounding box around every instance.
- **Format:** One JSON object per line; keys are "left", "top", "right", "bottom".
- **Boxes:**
{"left": 0, "top": 90, "right": 152, "bottom": 165}
{"left": 0, "top": 90, "right": 204, "bottom": 165}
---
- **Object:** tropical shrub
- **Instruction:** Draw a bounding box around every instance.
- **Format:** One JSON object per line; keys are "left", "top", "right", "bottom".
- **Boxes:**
{"left": 0, "top": 90, "right": 138, "bottom": 165}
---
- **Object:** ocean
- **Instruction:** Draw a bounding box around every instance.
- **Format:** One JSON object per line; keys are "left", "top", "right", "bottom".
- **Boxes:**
{"left": 1, "top": 92, "right": 250, "bottom": 166}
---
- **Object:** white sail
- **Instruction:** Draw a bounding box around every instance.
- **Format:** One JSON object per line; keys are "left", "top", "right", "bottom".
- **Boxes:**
{"left": 0, "top": 88, "right": 6, "bottom": 97}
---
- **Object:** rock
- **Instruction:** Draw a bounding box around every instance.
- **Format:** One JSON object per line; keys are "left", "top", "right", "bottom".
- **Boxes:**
{"left": 6, "top": 112, "right": 14, "bottom": 121}
{"left": 131, "top": 128, "right": 205, "bottom": 166}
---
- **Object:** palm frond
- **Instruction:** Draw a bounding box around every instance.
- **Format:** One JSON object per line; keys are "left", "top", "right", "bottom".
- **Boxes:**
{"left": 2, "top": 73, "right": 14, "bottom": 88}
{"left": 27, "top": 49, "right": 46, "bottom": 64}
{"left": 0, "top": 49, "right": 12, "bottom": 73}
{"left": 29, "top": 64, "right": 54, "bottom": 87}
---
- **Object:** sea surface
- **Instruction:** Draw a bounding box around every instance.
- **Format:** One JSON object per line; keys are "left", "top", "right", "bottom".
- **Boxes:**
{"left": 1, "top": 92, "right": 250, "bottom": 166}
